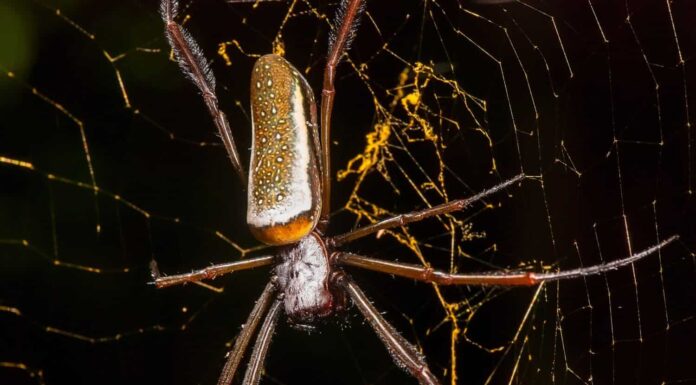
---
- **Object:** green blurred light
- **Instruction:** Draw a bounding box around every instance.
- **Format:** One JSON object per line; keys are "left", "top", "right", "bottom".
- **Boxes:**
{"left": 0, "top": 1, "right": 36, "bottom": 75}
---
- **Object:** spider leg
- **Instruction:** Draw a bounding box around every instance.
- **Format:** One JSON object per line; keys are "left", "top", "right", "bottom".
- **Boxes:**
{"left": 337, "top": 274, "right": 441, "bottom": 385}
{"left": 160, "top": 0, "right": 246, "bottom": 183}
{"left": 241, "top": 298, "right": 283, "bottom": 385}
{"left": 330, "top": 173, "right": 525, "bottom": 246}
{"left": 319, "top": 0, "right": 367, "bottom": 230}
{"left": 151, "top": 255, "right": 276, "bottom": 288}
{"left": 217, "top": 281, "right": 277, "bottom": 385}
{"left": 335, "top": 235, "right": 679, "bottom": 286}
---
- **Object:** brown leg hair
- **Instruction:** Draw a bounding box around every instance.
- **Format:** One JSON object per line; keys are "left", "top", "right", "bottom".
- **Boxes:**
{"left": 337, "top": 275, "right": 441, "bottom": 385}
{"left": 217, "top": 281, "right": 277, "bottom": 385}
{"left": 319, "top": 0, "right": 366, "bottom": 230}
{"left": 330, "top": 174, "right": 525, "bottom": 247}
{"left": 152, "top": 255, "right": 276, "bottom": 288}
{"left": 161, "top": 0, "right": 246, "bottom": 183}
{"left": 335, "top": 235, "right": 679, "bottom": 286}
{"left": 241, "top": 299, "right": 283, "bottom": 385}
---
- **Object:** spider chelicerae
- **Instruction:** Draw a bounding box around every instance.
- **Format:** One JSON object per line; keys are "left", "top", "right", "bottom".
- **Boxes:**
{"left": 151, "top": 0, "right": 679, "bottom": 384}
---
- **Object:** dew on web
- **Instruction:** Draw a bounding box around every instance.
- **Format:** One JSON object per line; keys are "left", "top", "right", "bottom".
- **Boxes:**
{"left": 0, "top": 1, "right": 694, "bottom": 385}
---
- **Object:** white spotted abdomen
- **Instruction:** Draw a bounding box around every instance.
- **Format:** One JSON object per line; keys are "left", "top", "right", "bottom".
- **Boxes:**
{"left": 247, "top": 54, "right": 321, "bottom": 245}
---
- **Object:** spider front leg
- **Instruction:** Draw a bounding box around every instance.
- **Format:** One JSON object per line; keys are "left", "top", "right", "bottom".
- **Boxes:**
{"left": 330, "top": 173, "right": 526, "bottom": 246}
{"left": 335, "top": 235, "right": 679, "bottom": 286}
{"left": 161, "top": 0, "right": 245, "bottom": 183}
{"left": 319, "top": 0, "right": 366, "bottom": 230}
{"left": 336, "top": 274, "right": 441, "bottom": 385}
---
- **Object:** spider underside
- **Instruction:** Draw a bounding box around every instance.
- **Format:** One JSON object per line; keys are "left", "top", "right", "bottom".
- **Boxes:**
{"left": 154, "top": 0, "right": 680, "bottom": 384}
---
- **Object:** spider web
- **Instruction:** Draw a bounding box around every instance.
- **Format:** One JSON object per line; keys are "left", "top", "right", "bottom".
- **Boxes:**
{"left": 0, "top": 0, "right": 694, "bottom": 384}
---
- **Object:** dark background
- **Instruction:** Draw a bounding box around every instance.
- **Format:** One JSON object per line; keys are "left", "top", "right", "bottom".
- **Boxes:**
{"left": 1, "top": 1, "right": 694, "bottom": 384}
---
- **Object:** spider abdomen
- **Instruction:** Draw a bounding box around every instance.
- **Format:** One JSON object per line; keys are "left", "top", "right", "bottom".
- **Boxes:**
{"left": 247, "top": 54, "right": 321, "bottom": 246}
{"left": 274, "top": 233, "right": 333, "bottom": 326}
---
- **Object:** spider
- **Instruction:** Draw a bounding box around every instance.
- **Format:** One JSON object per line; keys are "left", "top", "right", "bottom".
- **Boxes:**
{"left": 152, "top": 0, "right": 679, "bottom": 384}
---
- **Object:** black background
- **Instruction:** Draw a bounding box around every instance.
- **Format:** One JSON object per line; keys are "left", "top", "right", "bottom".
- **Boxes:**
{"left": 1, "top": 1, "right": 695, "bottom": 385}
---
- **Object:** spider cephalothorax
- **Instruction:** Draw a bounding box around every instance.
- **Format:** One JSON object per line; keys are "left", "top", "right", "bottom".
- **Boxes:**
{"left": 273, "top": 233, "right": 343, "bottom": 327}
{"left": 153, "top": 0, "right": 679, "bottom": 384}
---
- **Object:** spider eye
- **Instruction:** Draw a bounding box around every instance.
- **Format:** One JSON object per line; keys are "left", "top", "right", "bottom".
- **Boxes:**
{"left": 247, "top": 54, "right": 322, "bottom": 245}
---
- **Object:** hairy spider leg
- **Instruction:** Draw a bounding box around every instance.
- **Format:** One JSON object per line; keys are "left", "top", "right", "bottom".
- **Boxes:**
{"left": 241, "top": 299, "right": 283, "bottom": 385}
{"left": 319, "top": 0, "right": 367, "bottom": 231}
{"left": 330, "top": 173, "right": 526, "bottom": 247}
{"left": 217, "top": 282, "right": 277, "bottom": 385}
{"left": 151, "top": 255, "right": 276, "bottom": 288}
{"left": 161, "top": 0, "right": 246, "bottom": 183}
{"left": 337, "top": 275, "right": 441, "bottom": 385}
{"left": 335, "top": 235, "right": 679, "bottom": 286}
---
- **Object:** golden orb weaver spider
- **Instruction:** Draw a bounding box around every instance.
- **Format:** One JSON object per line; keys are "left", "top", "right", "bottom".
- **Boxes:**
{"left": 151, "top": 0, "right": 680, "bottom": 384}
